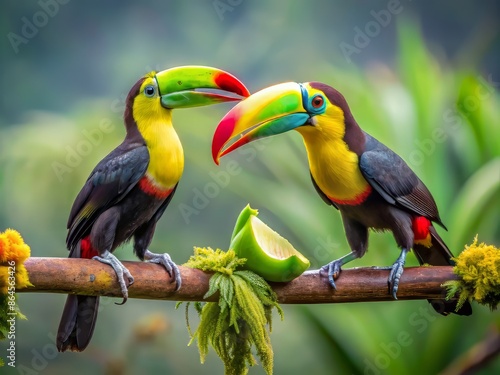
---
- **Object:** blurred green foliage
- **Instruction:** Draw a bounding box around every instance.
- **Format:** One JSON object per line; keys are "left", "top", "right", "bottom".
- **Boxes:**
{"left": 0, "top": 1, "right": 499, "bottom": 374}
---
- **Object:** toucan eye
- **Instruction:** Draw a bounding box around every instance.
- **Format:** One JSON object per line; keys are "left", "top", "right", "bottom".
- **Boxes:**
{"left": 311, "top": 95, "right": 324, "bottom": 108}
{"left": 144, "top": 85, "right": 156, "bottom": 97}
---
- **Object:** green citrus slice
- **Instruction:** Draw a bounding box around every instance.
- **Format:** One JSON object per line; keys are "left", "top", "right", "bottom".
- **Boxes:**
{"left": 229, "top": 205, "right": 310, "bottom": 282}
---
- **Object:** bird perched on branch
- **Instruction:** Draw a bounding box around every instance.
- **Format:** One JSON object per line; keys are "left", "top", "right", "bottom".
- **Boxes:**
{"left": 211, "top": 81, "right": 472, "bottom": 316}
{"left": 57, "top": 66, "right": 249, "bottom": 352}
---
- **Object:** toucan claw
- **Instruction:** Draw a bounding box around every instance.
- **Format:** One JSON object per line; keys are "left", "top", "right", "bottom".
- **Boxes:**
{"left": 388, "top": 248, "right": 408, "bottom": 299}
{"left": 321, "top": 260, "right": 342, "bottom": 290}
{"left": 93, "top": 250, "right": 134, "bottom": 305}
{"left": 144, "top": 250, "right": 182, "bottom": 291}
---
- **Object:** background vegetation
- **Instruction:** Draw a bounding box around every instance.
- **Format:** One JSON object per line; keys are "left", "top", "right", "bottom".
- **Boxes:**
{"left": 1, "top": 1, "right": 499, "bottom": 374}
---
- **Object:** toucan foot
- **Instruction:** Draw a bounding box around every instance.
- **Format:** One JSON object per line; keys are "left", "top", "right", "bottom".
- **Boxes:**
{"left": 388, "top": 248, "right": 408, "bottom": 299}
{"left": 320, "top": 260, "right": 342, "bottom": 290}
{"left": 93, "top": 251, "right": 134, "bottom": 305}
{"left": 144, "top": 250, "right": 182, "bottom": 291}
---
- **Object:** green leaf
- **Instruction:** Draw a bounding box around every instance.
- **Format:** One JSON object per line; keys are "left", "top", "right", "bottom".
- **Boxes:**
{"left": 183, "top": 247, "right": 283, "bottom": 375}
{"left": 449, "top": 158, "right": 500, "bottom": 250}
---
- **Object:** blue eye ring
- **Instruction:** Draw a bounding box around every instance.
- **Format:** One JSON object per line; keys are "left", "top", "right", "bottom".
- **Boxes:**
{"left": 308, "top": 93, "right": 326, "bottom": 113}
{"left": 299, "top": 84, "right": 326, "bottom": 113}
{"left": 144, "top": 85, "right": 156, "bottom": 97}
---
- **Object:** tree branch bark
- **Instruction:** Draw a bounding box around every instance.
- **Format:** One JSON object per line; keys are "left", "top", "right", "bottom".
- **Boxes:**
{"left": 16, "top": 257, "right": 459, "bottom": 304}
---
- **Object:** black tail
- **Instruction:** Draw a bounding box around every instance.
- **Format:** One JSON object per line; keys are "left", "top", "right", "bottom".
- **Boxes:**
{"left": 413, "top": 226, "right": 472, "bottom": 316}
{"left": 57, "top": 295, "right": 99, "bottom": 351}
{"left": 57, "top": 242, "right": 99, "bottom": 352}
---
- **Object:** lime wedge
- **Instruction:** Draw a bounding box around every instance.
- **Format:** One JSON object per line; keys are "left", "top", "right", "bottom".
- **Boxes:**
{"left": 229, "top": 205, "right": 310, "bottom": 282}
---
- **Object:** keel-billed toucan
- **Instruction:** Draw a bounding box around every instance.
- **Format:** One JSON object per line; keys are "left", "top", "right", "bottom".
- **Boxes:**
{"left": 212, "top": 81, "right": 472, "bottom": 316}
{"left": 57, "top": 66, "right": 250, "bottom": 352}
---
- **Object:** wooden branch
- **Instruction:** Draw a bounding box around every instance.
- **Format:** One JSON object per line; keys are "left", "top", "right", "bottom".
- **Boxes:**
{"left": 16, "top": 257, "right": 459, "bottom": 304}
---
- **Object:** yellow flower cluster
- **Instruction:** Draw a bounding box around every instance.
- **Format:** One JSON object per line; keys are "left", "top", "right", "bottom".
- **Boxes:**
{"left": 0, "top": 229, "right": 32, "bottom": 294}
{"left": 445, "top": 236, "right": 500, "bottom": 310}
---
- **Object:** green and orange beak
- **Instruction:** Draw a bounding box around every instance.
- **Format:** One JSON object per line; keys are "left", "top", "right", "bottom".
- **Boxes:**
{"left": 156, "top": 66, "right": 250, "bottom": 109}
{"left": 212, "top": 82, "right": 311, "bottom": 164}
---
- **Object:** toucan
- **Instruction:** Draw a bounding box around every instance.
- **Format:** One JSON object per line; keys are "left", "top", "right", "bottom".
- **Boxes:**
{"left": 57, "top": 66, "right": 250, "bottom": 352}
{"left": 212, "top": 81, "right": 472, "bottom": 316}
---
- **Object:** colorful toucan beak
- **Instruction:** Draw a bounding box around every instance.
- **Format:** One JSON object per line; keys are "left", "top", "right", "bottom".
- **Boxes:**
{"left": 156, "top": 66, "right": 250, "bottom": 108}
{"left": 212, "top": 82, "right": 309, "bottom": 164}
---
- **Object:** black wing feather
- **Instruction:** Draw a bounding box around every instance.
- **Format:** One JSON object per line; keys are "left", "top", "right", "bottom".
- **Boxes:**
{"left": 66, "top": 142, "right": 149, "bottom": 250}
{"left": 359, "top": 134, "right": 444, "bottom": 227}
